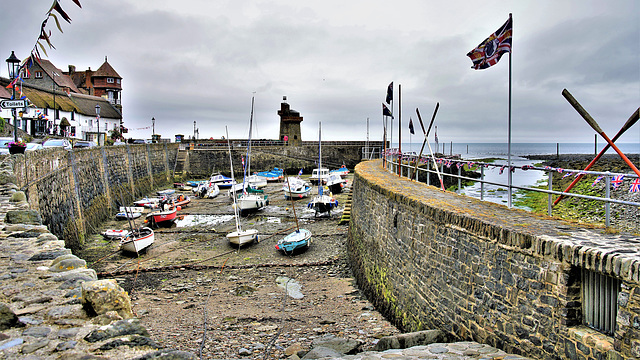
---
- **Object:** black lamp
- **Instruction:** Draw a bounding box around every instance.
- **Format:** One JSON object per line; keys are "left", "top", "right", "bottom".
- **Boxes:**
{"left": 6, "top": 51, "right": 20, "bottom": 143}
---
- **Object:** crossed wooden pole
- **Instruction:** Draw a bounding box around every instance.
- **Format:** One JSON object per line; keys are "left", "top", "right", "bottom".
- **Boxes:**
{"left": 413, "top": 103, "right": 445, "bottom": 190}
{"left": 554, "top": 89, "right": 640, "bottom": 206}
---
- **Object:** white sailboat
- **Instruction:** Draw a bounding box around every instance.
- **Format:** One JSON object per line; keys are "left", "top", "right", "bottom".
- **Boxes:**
{"left": 307, "top": 122, "right": 338, "bottom": 216}
{"left": 224, "top": 126, "right": 259, "bottom": 246}
{"left": 235, "top": 96, "right": 268, "bottom": 215}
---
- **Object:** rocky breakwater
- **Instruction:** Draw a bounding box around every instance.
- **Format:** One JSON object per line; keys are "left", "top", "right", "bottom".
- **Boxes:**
{"left": 0, "top": 156, "right": 196, "bottom": 359}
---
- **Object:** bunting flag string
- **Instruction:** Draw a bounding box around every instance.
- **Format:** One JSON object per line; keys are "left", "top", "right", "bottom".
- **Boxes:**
{"left": 384, "top": 151, "right": 640, "bottom": 193}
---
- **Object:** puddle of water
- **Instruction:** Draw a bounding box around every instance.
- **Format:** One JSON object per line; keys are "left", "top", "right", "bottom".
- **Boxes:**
{"left": 276, "top": 276, "right": 304, "bottom": 299}
{"left": 174, "top": 214, "right": 234, "bottom": 228}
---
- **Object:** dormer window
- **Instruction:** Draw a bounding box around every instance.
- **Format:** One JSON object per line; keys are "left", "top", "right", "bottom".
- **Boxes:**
{"left": 116, "top": 79, "right": 121, "bottom": 84}
{"left": 107, "top": 78, "right": 114, "bottom": 83}
{"left": 35, "top": 71, "right": 43, "bottom": 79}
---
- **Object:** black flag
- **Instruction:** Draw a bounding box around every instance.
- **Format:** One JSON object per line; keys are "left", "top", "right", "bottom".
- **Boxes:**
{"left": 409, "top": 117, "right": 415, "bottom": 135}
{"left": 386, "top": 82, "right": 393, "bottom": 104}
{"left": 382, "top": 103, "right": 393, "bottom": 118}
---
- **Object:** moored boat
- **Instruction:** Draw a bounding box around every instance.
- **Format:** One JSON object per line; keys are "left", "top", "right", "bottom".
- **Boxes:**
{"left": 209, "top": 174, "right": 235, "bottom": 188}
{"left": 119, "top": 227, "right": 154, "bottom": 255}
{"left": 226, "top": 228, "right": 259, "bottom": 246}
{"left": 326, "top": 173, "right": 347, "bottom": 194}
{"left": 330, "top": 165, "right": 349, "bottom": 178}
{"left": 157, "top": 189, "right": 176, "bottom": 196}
{"left": 282, "top": 177, "right": 312, "bottom": 199}
{"left": 276, "top": 228, "right": 311, "bottom": 254}
{"left": 115, "top": 211, "right": 142, "bottom": 220}
{"left": 102, "top": 229, "right": 130, "bottom": 240}
{"left": 309, "top": 168, "right": 329, "bottom": 185}
{"left": 145, "top": 207, "right": 178, "bottom": 228}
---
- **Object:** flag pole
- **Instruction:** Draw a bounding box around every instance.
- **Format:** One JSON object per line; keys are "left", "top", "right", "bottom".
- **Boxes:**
{"left": 507, "top": 12, "right": 513, "bottom": 208}
{"left": 398, "top": 84, "right": 402, "bottom": 175}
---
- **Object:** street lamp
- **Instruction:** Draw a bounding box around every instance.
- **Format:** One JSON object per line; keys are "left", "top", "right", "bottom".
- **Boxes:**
{"left": 95, "top": 104, "right": 101, "bottom": 146}
{"left": 6, "top": 51, "right": 20, "bottom": 144}
{"left": 152, "top": 117, "right": 155, "bottom": 143}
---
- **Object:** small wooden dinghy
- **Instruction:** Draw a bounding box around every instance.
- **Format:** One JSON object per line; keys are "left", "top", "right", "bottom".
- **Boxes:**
{"left": 102, "top": 229, "right": 130, "bottom": 240}
{"left": 119, "top": 227, "right": 154, "bottom": 255}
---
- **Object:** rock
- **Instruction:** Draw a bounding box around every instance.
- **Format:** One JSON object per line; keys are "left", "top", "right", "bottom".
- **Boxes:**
{"left": 92, "top": 310, "right": 124, "bottom": 325}
{"left": 285, "top": 343, "right": 304, "bottom": 356}
{"left": 0, "top": 303, "right": 22, "bottom": 330}
{"left": 310, "top": 334, "right": 362, "bottom": 354}
{"left": 301, "top": 346, "right": 345, "bottom": 359}
{"left": 22, "top": 326, "right": 51, "bottom": 338}
{"left": 29, "top": 248, "right": 72, "bottom": 261}
{"left": 9, "top": 191, "right": 26, "bottom": 202}
{"left": 0, "top": 171, "right": 17, "bottom": 185}
{"left": 55, "top": 340, "right": 78, "bottom": 351}
{"left": 49, "top": 255, "right": 87, "bottom": 272}
{"left": 5, "top": 210, "right": 42, "bottom": 225}
{"left": 238, "top": 347, "right": 252, "bottom": 356}
{"left": 373, "top": 329, "right": 447, "bottom": 351}
{"left": 21, "top": 339, "right": 50, "bottom": 354}
{"left": 134, "top": 349, "right": 199, "bottom": 359}
{"left": 81, "top": 279, "right": 133, "bottom": 319}
{"left": 84, "top": 319, "right": 149, "bottom": 343}
{"left": 98, "top": 335, "right": 161, "bottom": 351}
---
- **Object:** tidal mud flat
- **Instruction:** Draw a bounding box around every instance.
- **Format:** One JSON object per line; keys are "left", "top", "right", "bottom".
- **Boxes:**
{"left": 78, "top": 175, "right": 402, "bottom": 359}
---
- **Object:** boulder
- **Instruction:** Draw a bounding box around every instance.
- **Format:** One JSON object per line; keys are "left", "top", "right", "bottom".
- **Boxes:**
{"left": 5, "top": 210, "right": 42, "bottom": 225}
{"left": 301, "top": 346, "right": 344, "bottom": 359}
{"left": 81, "top": 279, "right": 133, "bottom": 319}
{"left": 373, "top": 329, "right": 447, "bottom": 351}
{"left": 9, "top": 191, "right": 26, "bottom": 203}
{"left": 0, "top": 303, "right": 22, "bottom": 330}
{"left": 84, "top": 319, "right": 148, "bottom": 343}
{"left": 49, "top": 255, "right": 87, "bottom": 272}
{"left": 311, "top": 334, "right": 362, "bottom": 355}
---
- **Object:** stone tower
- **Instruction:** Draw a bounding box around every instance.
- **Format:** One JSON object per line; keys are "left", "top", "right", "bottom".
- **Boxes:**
{"left": 278, "top": 96, "right": 303, "bottom": 146}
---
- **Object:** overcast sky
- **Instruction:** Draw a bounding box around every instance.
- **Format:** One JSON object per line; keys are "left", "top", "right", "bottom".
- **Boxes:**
{"left": 1, "top": 0, "right": 639, "bottom": 144}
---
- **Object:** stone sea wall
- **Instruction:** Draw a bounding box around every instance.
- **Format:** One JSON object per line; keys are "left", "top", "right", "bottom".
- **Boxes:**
{"left": 0, "top": 156, "right": 196, "bottom": 359}
{"left": 348, "top": 159, "right": 640, "bottom": 359}
{"left": 10, "top": 144, "right": 178, "bottom": 250}
{"left": 186, "top": 144, "right": 364, "bottom": 178}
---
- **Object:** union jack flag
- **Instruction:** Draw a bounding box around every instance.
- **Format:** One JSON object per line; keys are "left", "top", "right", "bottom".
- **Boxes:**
{"left": 467, "top": 15, "right": 513, "bottom": 70}
{"left": 611, "top": 175, "right": 625, "bottom": 189}
{"left": 298, "top": 169, "right": 303, "bottom": 176}
{"left": 630, "top": 178, "right": 640, "bottom": 193}
{"left": 241, "top": 156, "right": 245, "bottom": 170}
{"left": 592, "top": 176, "right": 604, "bottom": 187}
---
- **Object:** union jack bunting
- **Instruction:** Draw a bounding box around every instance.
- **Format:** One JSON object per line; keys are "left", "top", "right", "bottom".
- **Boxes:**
{"left": 556, "top": 168, "right": 564, "bottom": 173}
{"left": 611, "top": 175, "right": 624, "bottom": 189}
{"left": 456, "top": 162, "right": 462, "bottom": 169}
{"left": 499, "top": 166, "right": 506, "bottom": 175}
{"left": 298, "top": 169, "right": 303, "bottom": 176}
{"left": 630, "top": 178, "right": 640, "bottom": 193}
{"left": 592, "top": 176, "right": 604, "bottom": 187}
{"left": 562, "top": 172, "right": 573, "bottom": 179}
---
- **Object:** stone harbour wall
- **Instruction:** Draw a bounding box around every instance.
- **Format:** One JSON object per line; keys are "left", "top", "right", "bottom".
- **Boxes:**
{"left": 9, "top": 143, "right": 178, "bottom": 251}
{"left": 0, "top": 156, "right": 196, "bottom": 359}
{"left": 348, "top": 159, "right": 640, "bottom": 359}
{"left": 186, "top": 144, "right": 364, "bottom": 178}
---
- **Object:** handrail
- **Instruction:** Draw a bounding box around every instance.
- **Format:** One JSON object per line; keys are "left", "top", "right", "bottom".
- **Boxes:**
{"left": 383, "top": 151, "right": 640, "bottom": 228}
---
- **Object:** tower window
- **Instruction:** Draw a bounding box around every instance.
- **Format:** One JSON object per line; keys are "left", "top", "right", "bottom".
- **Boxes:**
{"left": 582, "top": 269, "right": 620, "bottom": 335}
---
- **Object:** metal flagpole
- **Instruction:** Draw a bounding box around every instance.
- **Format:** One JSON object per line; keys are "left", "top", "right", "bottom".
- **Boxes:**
{"left": 507, "top": 13, "right": 513, "bottom": 208}
{"left": 398, "top": 84, "right": 402, "bottom": 175}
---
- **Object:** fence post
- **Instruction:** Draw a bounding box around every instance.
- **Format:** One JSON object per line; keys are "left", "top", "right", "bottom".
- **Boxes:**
{"left": 457, "top": 165, "right": 462, "bottom": 194}
{"left": 605, "top": 173, "right": 610, "bottom": 227}
{"left": 548, "top": 170, "right": 553, "bottom": 216}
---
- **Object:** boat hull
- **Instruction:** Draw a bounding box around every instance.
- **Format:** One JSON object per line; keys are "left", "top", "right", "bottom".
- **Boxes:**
{"left": 103, "top": 229, "right": 130, "bottom": 240}
{"left": 146, "top": 208, "right": 178, "bottom": 227}
{"left": 119, "top": 227, "right": 155, "bottom": 255}
{"left": 276, "top": 229, "right": 312, "bottom": 254}
{"left": 115, "top": 212, "right": 142, "bottom": 220}
{"left": 227, "top": 228, "right": 259, "bottom": 246}
{"left": 237, "top": 194, "right": 269, "bottom": 213}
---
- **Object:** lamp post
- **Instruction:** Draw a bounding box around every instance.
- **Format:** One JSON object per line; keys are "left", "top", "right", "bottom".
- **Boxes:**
{"left": 6, "top": 51, "right": 20, "bottom": 144}
{"left": 152, "top": 117, "right": 155, "bottom": 143}
{"left": 95, "top": 104, "right": 101, "bottom": 146}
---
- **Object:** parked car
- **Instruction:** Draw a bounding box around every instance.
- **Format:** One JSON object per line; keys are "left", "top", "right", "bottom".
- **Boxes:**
{"left": 132, "top": 139, "right": 151, "bottom": 144}
{"left": 42, "top": 139, "right": 72, "bottom": 150}
{"left": 0, "top": 137, "right": 12, "bottom": 155}
{"left": 73, "top": 140, "right": 97, "bottom": 148}
{"left": 26, "top": 143, "right": 43, "bottom": 151}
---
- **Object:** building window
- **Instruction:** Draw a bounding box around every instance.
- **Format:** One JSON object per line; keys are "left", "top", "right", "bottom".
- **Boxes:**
{"left": 582, "top": 269, "right": 620, "bottom": 335}
{"left": 116, "top": 79, "right": 121, "bottom": 84}
{"left": 35, "top": 71, "right": 43, "bottom": 79}
{"left": 22, "top": 70, "right": 29, "bottom": 79}
{"left": 71, "top": 112, "right": 74, "bottom": 120}
{"left": 107, "top": 78, "right": 114, "bottom": 83}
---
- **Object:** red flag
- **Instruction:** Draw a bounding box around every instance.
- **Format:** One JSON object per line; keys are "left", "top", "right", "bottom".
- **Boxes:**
{"left": 467, "top": 15, "right": 512, "bottom": 70}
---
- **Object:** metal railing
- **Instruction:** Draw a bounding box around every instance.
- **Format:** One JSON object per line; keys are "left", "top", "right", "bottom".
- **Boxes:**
{"left": 383, "top": 152, "right": 640, "bottom": 227}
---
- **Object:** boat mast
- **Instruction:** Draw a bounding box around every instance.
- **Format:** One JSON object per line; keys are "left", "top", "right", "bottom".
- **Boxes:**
{"left": 318, "top": 121, "right": 322, "bottom": 196}
{"left": 226, "top": 126, "right": 241, "bottom": 233}
{"left": 243, "top": 96, "right": 254, "bottom": 194}
{"left": 285, "top": 176, "right": 300, "bottom": 232}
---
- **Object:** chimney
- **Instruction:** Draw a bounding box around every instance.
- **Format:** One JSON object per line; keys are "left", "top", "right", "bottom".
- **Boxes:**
{"left": 68, "top": 65, "right": 75, "bottom": 74}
